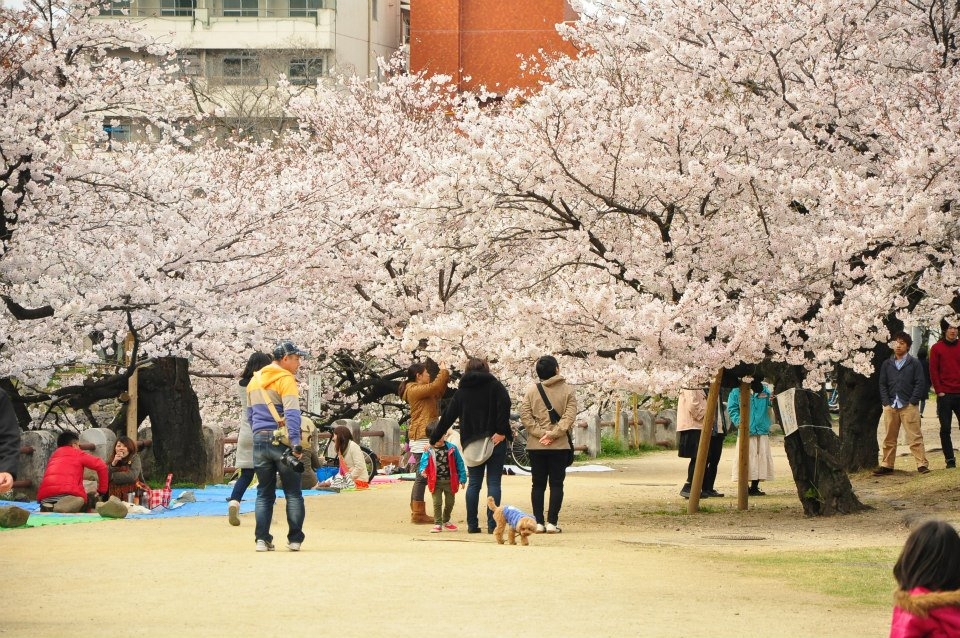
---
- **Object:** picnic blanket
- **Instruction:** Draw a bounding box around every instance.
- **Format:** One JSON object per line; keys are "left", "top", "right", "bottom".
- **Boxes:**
{"left": 0, "top": 483, "right": 338, "bottom": 528}
{"left": 0, "top": 502, "right": 103, "bottom": 529}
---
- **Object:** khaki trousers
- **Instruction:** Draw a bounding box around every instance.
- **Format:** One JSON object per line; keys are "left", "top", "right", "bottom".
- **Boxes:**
{"left": 881, "top": 404, "right": 928, "bottom": 469}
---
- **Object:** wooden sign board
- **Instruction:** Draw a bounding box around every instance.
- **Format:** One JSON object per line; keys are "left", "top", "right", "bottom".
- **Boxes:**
{"left": 775, "top": 388, "right": 798, "bottom": 437}
{"left": 308, "top": 373, "right": 322, "bottom": 414}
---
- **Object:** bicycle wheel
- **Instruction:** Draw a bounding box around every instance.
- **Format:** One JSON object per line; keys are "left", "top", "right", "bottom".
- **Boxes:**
{"left": 361, "top": 446, "right": 379, "bottom": 482}
{"left": 509, "top": 427, "right": 531, "bottom": 472}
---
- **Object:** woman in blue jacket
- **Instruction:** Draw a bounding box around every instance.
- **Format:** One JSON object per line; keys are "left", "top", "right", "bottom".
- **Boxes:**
{"left": 728, "top": 379, "right": 775, "bottom": 495}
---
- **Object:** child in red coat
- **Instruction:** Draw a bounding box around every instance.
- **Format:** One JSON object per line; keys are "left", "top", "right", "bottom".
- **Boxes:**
{"left": 418, "top": 423, "right": 466, "bottom": 533}
{"left": 890, "top": 520, "right": 960, "bottom": 637}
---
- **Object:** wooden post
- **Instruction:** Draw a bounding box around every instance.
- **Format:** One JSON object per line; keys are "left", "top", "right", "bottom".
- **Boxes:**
{"left": 614, "top": 398, "right": 621, "bottom": 443}
{"left": 737, "top": 381, "right": 752, "bottom": 511}
{"left": 126, "top": 367, "right": 139, "bottom": 441}
{"left": 123, "top": 332, "right": 138, "bottom": 441}
{"left": 631, "top": 395, "right": 640, "bottom": 448}
{"left": 688, "top": 369, "right": 723, "bottom": 513}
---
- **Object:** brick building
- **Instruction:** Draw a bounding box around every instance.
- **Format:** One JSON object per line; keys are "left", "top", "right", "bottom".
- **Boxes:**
{"left": 409, "top": 0, "right": 577, "bottom": 94}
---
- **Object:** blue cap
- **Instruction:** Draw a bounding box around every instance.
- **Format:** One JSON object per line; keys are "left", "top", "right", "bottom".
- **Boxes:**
{"left": 273, "top": 340, "right": 309, "bottom": 359}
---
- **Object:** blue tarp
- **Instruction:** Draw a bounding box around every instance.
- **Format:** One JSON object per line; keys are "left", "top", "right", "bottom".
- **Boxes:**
{"left": 0, "top": 483, "right": 337, "bottom": 523}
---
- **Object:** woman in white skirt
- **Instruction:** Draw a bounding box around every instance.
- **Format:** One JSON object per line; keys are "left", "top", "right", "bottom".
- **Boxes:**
{"left": 727, "top": 379, "right": 775, "bottom": 495}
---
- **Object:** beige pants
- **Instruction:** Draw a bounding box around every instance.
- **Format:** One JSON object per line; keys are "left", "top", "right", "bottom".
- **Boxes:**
{"left": 880, "top": 404, "right": 927, "bottom": 469}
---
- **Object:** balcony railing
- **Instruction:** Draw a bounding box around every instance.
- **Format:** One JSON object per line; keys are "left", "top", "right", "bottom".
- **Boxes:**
{"left": 100, "top": 0, "right": 335, "bottom": 18}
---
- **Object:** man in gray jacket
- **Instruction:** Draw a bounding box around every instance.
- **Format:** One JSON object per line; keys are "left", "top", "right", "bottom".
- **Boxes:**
{"left": 874, "top": 332, "right": 929, "bottom": 475}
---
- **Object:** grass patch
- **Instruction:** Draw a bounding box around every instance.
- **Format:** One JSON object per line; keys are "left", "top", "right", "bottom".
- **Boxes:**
{"left": 725, "top": 547, "right": 898, "bottom": 609}
{"left": 596, "top": 435, "right": 658, "bottom": 458}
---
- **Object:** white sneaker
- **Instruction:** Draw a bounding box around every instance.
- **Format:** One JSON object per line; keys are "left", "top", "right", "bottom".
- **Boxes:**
{"left": 255, "top": 540, "right": 275, "bottom": 552}
{"left": 430, "top": 525, "right": 442, "bottom": 533}
{"left": 287, "top": 542, "right": 301, "bottom": 551}
{"left": 545, "top": 523, "right": 562, "bottom": 534}
{"left": 228, "top": 500, "right": 240, "bottom": 527}
{"left": 535, "top": 524, "right": 545, "bottom": 534}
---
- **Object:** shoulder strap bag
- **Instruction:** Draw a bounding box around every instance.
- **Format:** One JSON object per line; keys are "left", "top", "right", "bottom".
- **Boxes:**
{"left": 254, "top": 371, "right": 290, "bottom": 446}
{"left": 536, "top": 383, "right": 575, "bottom": 466}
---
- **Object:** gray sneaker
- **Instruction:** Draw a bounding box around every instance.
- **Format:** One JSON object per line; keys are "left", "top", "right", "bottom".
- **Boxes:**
{"left": 255, "top": 539, "right": 275, "bottom": 552}
{"left": 287, "top": 542, "right": 301, "bottom": 552}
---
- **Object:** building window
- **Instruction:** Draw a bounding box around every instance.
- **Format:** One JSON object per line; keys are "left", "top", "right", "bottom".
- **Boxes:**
{"left": 103, "top": 119, "right": 132, "bottom": 150}
{"left": 176, "top": 51, "right": 202, "bottom": 79}
{"left": 219, "top": 52, "right": 260, "bottom": 85}
{"left": 288, "top": 58, "right": 325, "bottom": 85}
{"left": 161, "top": 0, "right": 194, "bottom": 16}
{"left": 289, "top": 0, "right": 320, "bottom": 17}
{"left": 223, "top": 0, "right": 258, "bottom": 16}
{"left": 100, "top": 0, "right": 129, "bottom": 16}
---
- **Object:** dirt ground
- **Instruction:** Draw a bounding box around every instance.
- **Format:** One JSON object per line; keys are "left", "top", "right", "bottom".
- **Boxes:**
{"left": 3, "top": 413, "right": 957, "bottom": 638}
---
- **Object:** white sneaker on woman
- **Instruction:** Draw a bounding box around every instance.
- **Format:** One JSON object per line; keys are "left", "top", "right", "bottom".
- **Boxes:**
{"left": 545, "top": 523, "right": 562, "bottom": 533}
{"left": 228, "top": 500, "right": 240, "bottom": 527}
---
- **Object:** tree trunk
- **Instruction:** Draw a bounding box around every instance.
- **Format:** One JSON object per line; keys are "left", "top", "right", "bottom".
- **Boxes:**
{"left": 137, "top": 357, "right": 207, "bottom": 484}
{"left": 762, "top": 363, "right": 869, "bottom": 516}
{"left": 837, "top": 345, "right": 885, "bottom": 471}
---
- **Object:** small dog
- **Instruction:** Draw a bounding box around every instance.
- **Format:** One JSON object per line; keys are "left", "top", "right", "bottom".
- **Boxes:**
{"left": 488, "top": 496, "right": 538, "bottom": 546}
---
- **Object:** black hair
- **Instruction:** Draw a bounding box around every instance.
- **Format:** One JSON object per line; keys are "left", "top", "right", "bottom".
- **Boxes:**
{"left": 57, "top": 431, "right": 79, "bottom": 448}
{"left": 398, "top": 362, "right": 429, "bottom": 400}
{"left": 425, "top": 420, "right": 439, "bottom": 440}
{"left": 240, "top": 351, "right": 272, "bottom": 387}
{"left": 941, "top": 319, "right": 958, "bottom": 336}
{"left": 891, "top": 331, "right": 913, "bottom": 348}
{"left": 115, "top": 435, "right": 138, "bottom": 456}
{"left": 535, "top": 355, "right": 559, "bottom": 380}
{"left": 465, "top": 357, "right": 489, "bottom": 373}
{"left": 893, "top": 520, "right": 960, "bottom": 591}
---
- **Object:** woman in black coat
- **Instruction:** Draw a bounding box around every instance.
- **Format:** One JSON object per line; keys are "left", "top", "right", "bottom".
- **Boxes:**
{"left": 430, "top": 357, "right": 512, "bottom": 534}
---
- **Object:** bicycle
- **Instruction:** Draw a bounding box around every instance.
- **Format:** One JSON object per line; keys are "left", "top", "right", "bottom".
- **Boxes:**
{"left": 824, "top": 381, "right": 839, "bottom": 414}
{"left": 400, "top": 414, "right": 530, "bottom": 473}
{"left": 507, "top": 412, "right": 531, "bottom": 472}
{"left": 303, "top": 411, "right": 380, "bottom": 483}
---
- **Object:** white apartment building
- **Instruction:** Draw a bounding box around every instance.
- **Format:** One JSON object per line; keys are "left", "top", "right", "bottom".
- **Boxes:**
{"left": 94, "top": 0, "right": 409, "bottom": 137}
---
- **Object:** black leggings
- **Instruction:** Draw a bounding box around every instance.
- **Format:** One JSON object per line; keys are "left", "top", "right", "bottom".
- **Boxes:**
{"left": 410, "top": 452, "right": 427, "bottom": 502}
{"left": 683, "top": 433, "right": 725, "bottom": 491}
{"left": 229, "top": 468, "right": 255, "bottom": 502}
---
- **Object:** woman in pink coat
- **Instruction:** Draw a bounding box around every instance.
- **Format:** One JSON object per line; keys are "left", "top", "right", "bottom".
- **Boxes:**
{"left": 890, "top": 519, "right": 960, "bottom": 637}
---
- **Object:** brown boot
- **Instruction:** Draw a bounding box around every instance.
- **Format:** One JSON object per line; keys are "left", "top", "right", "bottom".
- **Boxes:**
{"left": 410, "top": 500, "right": 433, "bottom": 524}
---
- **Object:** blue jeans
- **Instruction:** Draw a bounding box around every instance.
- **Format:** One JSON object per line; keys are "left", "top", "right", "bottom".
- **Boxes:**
{"left": 465, "top": 440, "right": 506, "bottom": 532}
{"left": 253, "top": 432, "right": 305, "bottom": 545}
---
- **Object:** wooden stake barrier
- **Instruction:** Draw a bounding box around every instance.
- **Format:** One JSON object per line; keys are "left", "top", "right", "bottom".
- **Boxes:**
{"left": 126, "top": 367, "right": 139, "bottom": 442}
{"left": 736, "top": 381, "right": 752, "bottom": 511}
{"left": 688, "top": 369, "right": 723, "bottom": 513}
{"left": 123, "top": 332, "right": 138, "bottom": 442}
{"left": 614, "top": 398, "right": 621, "bottom": 443}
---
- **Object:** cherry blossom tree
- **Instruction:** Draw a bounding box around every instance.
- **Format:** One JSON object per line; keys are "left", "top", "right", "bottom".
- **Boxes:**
{"left": 351, "top": 0, "right": 960, "bottom": 513}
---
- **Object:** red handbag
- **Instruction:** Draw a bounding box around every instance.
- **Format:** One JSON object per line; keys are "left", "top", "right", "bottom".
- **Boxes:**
{"left": 143, "top": 474, "right": 173, "bottom": 509}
